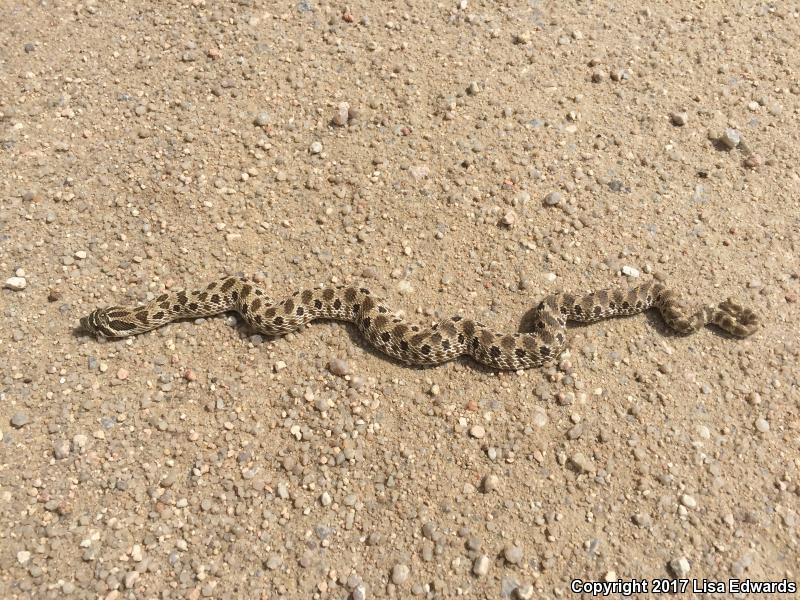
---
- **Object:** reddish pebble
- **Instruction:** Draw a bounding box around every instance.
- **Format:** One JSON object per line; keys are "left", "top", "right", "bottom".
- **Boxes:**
{"left": 117, "top": 368, "right": 129, "bottom": 380}
{"left": 183, "top": 369, "right": 197, "bottom": 381}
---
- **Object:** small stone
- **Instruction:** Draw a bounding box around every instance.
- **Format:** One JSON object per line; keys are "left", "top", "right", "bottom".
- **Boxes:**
{"left": 469, "top": 425, "right": 486, "bottom": 439}
{"left": 744, "top": 154, "right": 763, "bottom": 169}
{"left": 328, "top": 359, "right": 350, "bottom": 376}
{"left": 544, "top": 191, "right": 562, "bottom": 206}
{"left": 53, "top": 440, "right": 70, "bottom": 459}
{"left": 124, "top": 571, "right": 139, "bottom": 589}
{"left": 352, "top": 584, "right": 367, "bottom": 600}
{"left": 482, "top": 474, "right": 500, "bottom": 492}
{"left": 568, "top": 452, "right": 593, "bottom": 474}
{"left": 591, "top": 71, "right": 606, "bottom": 83}
{"left": 719, "top": 128, "right": 741, "bottom": 149}
{"left": 74, "top": 250, "right": 87, "bottom": 259}
{"left": 632, "top": 513, "right": 652, "bottom": 528}
{"left": 4, "top": 276, "right": 27, "bottom": 291}
{"left": 754, "top": 418, "right": 769, "bottom": 433}
{"left": 498, "top": 209, "right": 517, "bottom": 227}
{"left": 11, "top": 413, "right": 29, "bottom": 428}
{"left": 621, "top": 265, "right": 640, "bottom": 278}
{"left": 47, "top": 288, "right": 62, "bottom": 302}
{"left": 253, "top": 112, "right": 270, "bottom": 126}
{"left": 466, "top": 81, "right": 480, "bottom": 95}
{"left": 72, "top": 434, "right": 88, "bottom": 451}
{"left": 320, "top": 491, "right": 332, "bottom": 506}
{"left": 310, "top": 141, "right": 323, "bottom": 154}
{"left": 680, "top": 494, "right": 697, "bottom": 509}
{"left": 332, "top": 102, "right": 350, "bottom": 126}
{"left": 512, "top": 32, "right": 531, "bottom": 45}
{"left": 116, "top": 368, "right": 129, "bottom": 380}
{"left": 669, "top": 557, "right": 691, "bottom": 578}
{"left": 391, "top": 564, "right": 410, "bottom": 585}
{"left": 515, "top": 584, "right": 534, "bottom": 600}
{"left": 670, "top": 112, "right": 688, "bottom": 126}
{"left": 17, "top": 551, "right": 31, "bottom": 565}
{"left": 473, "top": 555, "right": 490, "bottom": 577}
{"left": 131, "top": 545, "right": 144, "bottom": 562}
{"left": 532, "top": 411, "right": 548, "bottom": 428}
{"left": 503, "top": 545, "right": 523, "bottom": 565}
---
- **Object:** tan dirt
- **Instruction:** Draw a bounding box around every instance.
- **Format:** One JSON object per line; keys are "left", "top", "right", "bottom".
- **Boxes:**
{"left": 1, "top": 1, "right": 799, "bottom": 598}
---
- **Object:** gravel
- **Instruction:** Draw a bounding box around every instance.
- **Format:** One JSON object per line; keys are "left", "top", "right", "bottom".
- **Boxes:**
{"left": 0, "top": 1, "right": 793, "bottom": 597}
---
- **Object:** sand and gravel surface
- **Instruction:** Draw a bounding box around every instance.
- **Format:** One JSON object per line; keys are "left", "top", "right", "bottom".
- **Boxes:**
{"left": 2, "top": 1, "right": 799, "bottom": 598}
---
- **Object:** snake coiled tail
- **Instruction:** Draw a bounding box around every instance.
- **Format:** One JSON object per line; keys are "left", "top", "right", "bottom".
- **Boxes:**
{"left": 79, "top": 277, "right": 759, "bottom": 370}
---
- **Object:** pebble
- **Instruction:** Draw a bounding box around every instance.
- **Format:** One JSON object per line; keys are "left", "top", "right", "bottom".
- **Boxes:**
{"left": 680, "top": 494, "right": 697, "bottom": 509}
{"left": 391, "top": 564, "right": 410, "bottom": 585}
{"left": 472, "top": 555, "right": 490, "bottom": 577}
{"left": 719, "top": 128, "right": 741, "bottom": 149}
{"left": 544, "top": 191, "right": 562, "bottom": 206}
{"left": 74, "top": 250, "right": 87, "bottom": 259}
{"left": 253, "top": 112, "right": 270, "bottom": 126}
{"left": 632, "top": 513, "right": 652, "bottom": 528}
{"left": 131, "top": 545, "right": 144, "bottom": 562}
{"left": 469, "top": 425, "right": 486, "bottom": 439}
{"left": 17, "top": 551, "right": 31, "bottom": 565}
{"left": 53, "top": 440, "right": 70, "bottom": 459}
{"left": 328, "top": 359, "right": 351, "bottom": 376}
{"left": 466, "top": 81, "right": 481, "bottom": 95}
{"left": 504, "top": 545, "right": 523, "bottom": 564}
{"left": 621, "top": 265, "right": 640, "bottom": 278}
{"left": 482, "top": 474, "right": 500, "bottom": 492}
{"left": 310, "top": 141, "right": 323, "bottom": 154}
{"left": 515, "top": 584, "right": 534, "bottom": 600}
{"left": 332, "top": 102, "right": 350, "bottom": 126}
{"left": 754, "top": 418, "right": 769, "bottom": 433}
{"left": 568, "top": 452, "right": 593, "bottom": 474}
{"left": 669, "top": 557, "right": 691, "bottom": 577}
{"left": 4, "top": 276, "right": 27, "bottom": 291}
{"left": 670, "top": 112, "right": 688, "bottom": 126}
{"left": 10, "top": 413, "right": 29, "bottom": 428}
{"left": 501, "top": 210, "right": 517, "bottom": 227}
{"left": 117, "top": 368, "right": 129, "bottom": 381}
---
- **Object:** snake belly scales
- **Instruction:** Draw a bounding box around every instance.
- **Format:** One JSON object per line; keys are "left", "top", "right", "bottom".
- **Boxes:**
{"left": 80, "top": 277, "right": 759, "bottom": 370}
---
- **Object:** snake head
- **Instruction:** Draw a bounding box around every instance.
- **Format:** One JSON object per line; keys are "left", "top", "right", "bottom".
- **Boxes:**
{"left": 79, "top": 308, "right": 114, "bottom": 337}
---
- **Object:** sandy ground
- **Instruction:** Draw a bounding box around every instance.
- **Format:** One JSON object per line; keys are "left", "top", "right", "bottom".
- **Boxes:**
{"left": 2, "top": 1, "right": 799, "bottom": 598}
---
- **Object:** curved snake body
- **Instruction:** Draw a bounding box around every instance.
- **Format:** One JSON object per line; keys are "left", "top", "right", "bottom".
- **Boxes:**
{"left": 80, "top": 277, "right": 759, "bottom": 370}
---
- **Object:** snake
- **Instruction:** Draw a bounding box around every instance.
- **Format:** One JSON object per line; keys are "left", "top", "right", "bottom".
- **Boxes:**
{"left": 79, "top": 277, "right": 759, "bottom": 370}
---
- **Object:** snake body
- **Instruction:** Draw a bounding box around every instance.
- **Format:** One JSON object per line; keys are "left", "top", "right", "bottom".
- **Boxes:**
{"left": 80, "top": 277, "right": 759, "bottom": 370}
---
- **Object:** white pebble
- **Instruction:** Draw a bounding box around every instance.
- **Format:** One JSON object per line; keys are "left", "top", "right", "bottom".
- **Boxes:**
{"left": 515, "top": 584, "right": 534, "bottom": 600}
{"left": 482, "top": 474, "right": 500, "bottom": 492}
{"left": 391, "top": 564, "right": 409, "bottom": 585}
{"left": 4, "top": 276, "right": 27, "bottom": 290}
{"left": 472, "top": 555, "right": 490, "bottom": 577}
{"left": 720, "top": 128, "right": 741, "bottom": 149}
{"left": 131, "top": 544, "right": 144, "bottom": 562}
{"left": 621, "top": 265, "right": 640, "bottom": 278}
{"left": 469, "top": 425, "right": 486, "bottom": 439}
{"left": 755, "top": 418, "right": 769, "bottom": 433}
{"left": 17, "top": 550, "right": 31, "bottom": 565}
{"left": 669, "top": 557, "right": 691, "bottom": 577}
{"left": 680, "top": 494, "right": 697, "bottom": 509}
{"left": 320, "top": 491, "right": 332, "bottom": 506}
{"left": 310, "top": 141, "right": 323, "bottom": 154}
{"left": 74, "top": 250, "right": 88, "bottom": 259}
